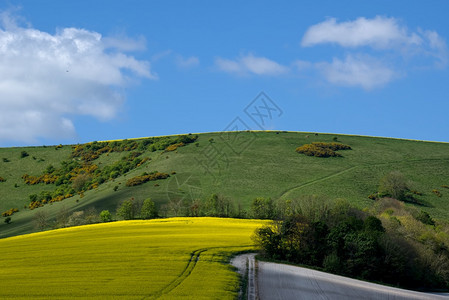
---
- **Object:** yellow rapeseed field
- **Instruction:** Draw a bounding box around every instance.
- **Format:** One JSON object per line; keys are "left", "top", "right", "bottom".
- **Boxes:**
{"left": 0, "top": 217, "right": 267, "bottom": 299}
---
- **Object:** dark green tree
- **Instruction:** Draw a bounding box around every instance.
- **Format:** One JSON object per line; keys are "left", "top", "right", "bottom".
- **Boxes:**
{"left": 116, "top": 199, "right": 135, "bottom": 220}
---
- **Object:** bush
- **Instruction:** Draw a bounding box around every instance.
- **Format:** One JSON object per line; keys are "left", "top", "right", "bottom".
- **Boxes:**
{"left": 20, "top": 151, "right": 29, "bottom": 158}
{"left": 100, "top": 210, "right": 112, "bottom": 222}
{"left": 4, "top": 217, "right": 11, "bottom": 224}
{"left": 126, "top": 172, "right": 170, "bottom": 187}
{"left": 2, "top": 208, "right": 19, "bottom": 217}
{"left": 296, "top": 142, "right": 351, "bottom": 158}
{"left": 379, "top": 171, "right": 410, "bottom": 201}
{"left": 2, "top": 158, "right": 9, "bottom": 162}
{"left": 0, "top": 176, "right": 5, "bottom": 182}
{"left": 415, "top": 210, "right": 435, "bottom": 226}
{"left": 432, "top": 189, "right": 442, "bottom": 197}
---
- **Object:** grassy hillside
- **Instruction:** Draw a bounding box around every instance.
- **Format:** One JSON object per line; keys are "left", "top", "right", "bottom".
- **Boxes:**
{"left": 1, "top": 131, "right": 449, "bottom": 238}
{"left": 0, "top": 217, "right": 267, "bottom": 299}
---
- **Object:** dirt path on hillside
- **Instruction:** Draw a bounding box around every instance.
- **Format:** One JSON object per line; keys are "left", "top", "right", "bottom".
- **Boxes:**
{"left": 257, "top": 261, "right": 449, "bottom": 300}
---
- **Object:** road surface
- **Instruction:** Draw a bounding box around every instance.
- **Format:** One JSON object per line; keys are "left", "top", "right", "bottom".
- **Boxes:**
{"left": 258, "top": 261, "right": 449, "bottom": 300}
{"left": 231, "top": 254, "right": 449, "bottom": 300}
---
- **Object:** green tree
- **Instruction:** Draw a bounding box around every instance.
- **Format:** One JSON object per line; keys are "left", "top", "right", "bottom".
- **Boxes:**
{"left": 116, "top": 199, "right": 135, "bottom": 220}
{"left": 100, "top": 210, "right": 112, "bottom": 222}
{"left": 141, "top": 198, "right": 158, "bottom": 219}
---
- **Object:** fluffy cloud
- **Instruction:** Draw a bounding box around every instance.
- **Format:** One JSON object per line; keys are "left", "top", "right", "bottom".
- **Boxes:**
{"left": 215, "top": 54, "right": 288, "bottom": 76}
{"left": 316, "top": 55, "right": 397, "bottom": 90}
{"left": 0, "top": 12, "right": 155, "bottom": 144}
{"left": 300, "top": 16, "right": 448, "bottom": 89}
{"left": 301, "top": 16, "right": 422, "bottom": 49}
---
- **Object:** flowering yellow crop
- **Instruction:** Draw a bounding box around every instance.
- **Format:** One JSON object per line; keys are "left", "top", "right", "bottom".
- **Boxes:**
{"left": 0, "top": 217, "right": 267, "bottom": 299}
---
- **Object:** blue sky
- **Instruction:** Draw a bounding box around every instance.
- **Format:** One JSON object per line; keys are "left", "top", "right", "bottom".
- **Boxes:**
{"left": 1, "top": 1, "right": 449, "bottom": 146}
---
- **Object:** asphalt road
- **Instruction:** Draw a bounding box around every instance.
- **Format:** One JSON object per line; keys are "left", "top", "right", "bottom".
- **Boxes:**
{"left": 257, "top": 261, "right": 449, "bottom": 300}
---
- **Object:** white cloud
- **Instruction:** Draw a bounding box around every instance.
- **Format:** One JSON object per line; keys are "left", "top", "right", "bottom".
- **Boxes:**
{"left": 316, "top": 55, "right": 397, "bottom": 90}
{"left": 0, "top": 12, "right": 155, "bottom": 144}
{"left": 299, "top": 16, "right": 448, "bottom": 89}
{"left": 175, "top": 55, "right": 200, "bottom": 68}
{"left": 215, "top": 54, "right": 288, "bottom": 76}
{"left": 301, "top": 16, "right": 422, "bottom": 49}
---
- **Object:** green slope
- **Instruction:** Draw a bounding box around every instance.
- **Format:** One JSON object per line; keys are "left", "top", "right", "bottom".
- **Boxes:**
{"left": 1, "top": 131, "right": 449, "bottom": 238}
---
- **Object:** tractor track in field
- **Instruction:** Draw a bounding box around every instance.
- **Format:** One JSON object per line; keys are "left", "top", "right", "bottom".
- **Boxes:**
{"left": 279, "top": 166, "right": 358, "bottom": 199}
{"left": 146, "top": 248, "right": 207, "bottom": 299}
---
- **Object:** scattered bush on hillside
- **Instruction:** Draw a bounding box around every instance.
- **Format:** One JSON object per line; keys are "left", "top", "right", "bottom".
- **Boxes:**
{"left": 21, "top": 149, "right": 154, "bottom": 209}
{"left": 2, "top": 158, "right": 9, "bottom": 162}
{"left": 0, "top": 176, "right": 5, "bottom": 182}
{"left": 4, "top": 217, "right": 11, "bottom": 224}
{"left": 2, "top": 208, "right": 19, "bottom": 217}
{"left": 296, "top": 142, "right": 351, "bottom": 158}
{"left": 20, "top": 151, "right": 29, "bottom": 158}
{"left": 125, "top": 172, "right": 170, "bottom": 187}
{"left": 441, "top": 185, "right": 449, "bottom": 189}
{"left": 22, "top": 173, "right": 59, "bottom": 185}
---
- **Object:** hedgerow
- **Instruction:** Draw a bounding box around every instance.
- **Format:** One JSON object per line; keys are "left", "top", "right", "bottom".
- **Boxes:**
{"left": 296, "top": 142, "right": 352, "bottom": 157}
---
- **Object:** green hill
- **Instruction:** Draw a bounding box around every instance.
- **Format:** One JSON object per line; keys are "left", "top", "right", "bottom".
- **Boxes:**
{"left": 1, "top": 131, "right": 449, "bottom": 238}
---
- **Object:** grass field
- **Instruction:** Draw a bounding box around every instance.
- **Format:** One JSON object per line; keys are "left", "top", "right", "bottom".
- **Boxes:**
{"left": 1, "top": 131, "right": 449, "bottom": 238}
{"left": 0, "top": 217, "right": 267, "bottom": 299}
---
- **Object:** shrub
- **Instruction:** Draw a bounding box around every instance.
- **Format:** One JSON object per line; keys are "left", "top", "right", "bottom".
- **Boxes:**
{"left": 368, "top": 193, "right": 377, "bottom": 200}
{"left": 2, "top": 158, "right": 9, "bottom": 162}
{"left": 379, "top": 171, "right": 410, "bottom": 201}
{"left": 126, "top": 172, "right": 170, "bottom": 187}
{"left": 100, "top": 210, "right": 112, "bottom": 222}
{"left": 165, "top": 142, "right": 184, "bottom": 152}
{"left": 0, "top": 176, "right": 5, "bottom": 182}
{"left": 4, "top": 217, "right": 11, "bottom": 224}
{"left": 296, "top": 142, "right": 351, "bottom": 158}
{"left": 432, "top": 189, "right": 442, "bottom": 197}
{"left": 2, "top": 208, "right": 19, "bottom": 217}
{"left": 415, "top": 210, "right": 435, "bottom": 226}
